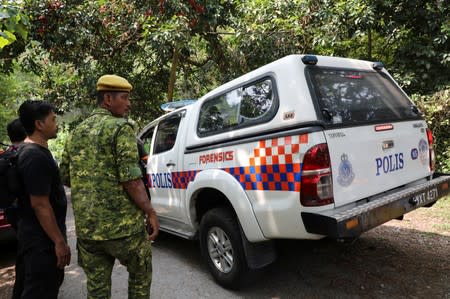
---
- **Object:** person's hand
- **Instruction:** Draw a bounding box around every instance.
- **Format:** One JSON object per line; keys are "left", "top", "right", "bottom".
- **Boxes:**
{"left": 146, "top": 210, "right": 160, "bottom": 241}
{"left": 55, "top": 240, "right": 71, "bottom": 269}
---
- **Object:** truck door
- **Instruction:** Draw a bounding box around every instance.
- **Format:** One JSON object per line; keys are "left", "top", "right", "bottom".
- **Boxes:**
{"left": 147, "top": 113, "right": 184, "bottom": 220}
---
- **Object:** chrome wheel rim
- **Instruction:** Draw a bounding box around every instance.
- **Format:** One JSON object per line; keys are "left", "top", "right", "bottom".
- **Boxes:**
{"left": 207, "top": 226, "right": 234, "bottom": 273}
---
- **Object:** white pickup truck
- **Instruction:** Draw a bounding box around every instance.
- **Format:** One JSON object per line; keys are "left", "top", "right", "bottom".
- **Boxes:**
{"left": 138, "top": 54, "right": 450, "bottom": 289}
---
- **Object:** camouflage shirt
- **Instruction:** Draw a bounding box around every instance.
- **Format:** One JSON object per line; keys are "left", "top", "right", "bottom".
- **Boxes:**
{"left": 60, "top": 108, "right": 144, "bottom": 240}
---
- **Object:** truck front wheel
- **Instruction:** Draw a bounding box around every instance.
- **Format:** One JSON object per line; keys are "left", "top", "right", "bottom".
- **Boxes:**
{"left": 199, "top": 207, "right": 249, "bottom": 289}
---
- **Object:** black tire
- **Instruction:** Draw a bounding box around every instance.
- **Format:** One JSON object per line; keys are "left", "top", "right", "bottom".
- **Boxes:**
{"left": 199, "top": 207, "right": 249, "bottom": 289}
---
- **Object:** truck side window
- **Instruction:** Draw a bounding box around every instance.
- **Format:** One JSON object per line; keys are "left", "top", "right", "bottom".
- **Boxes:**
{"left": 240, "top": 79, "right": 274, "bottom": 122}
{"left": 198, "top": 78, "right": 277, "bottom": 136}
{"left": 198, "top": 90, "right": 240, "bottom": 135}
{"left": 154, "top": 115, "right": 181, "bottom": 154}
{"left": 140, "top": 127, "right": 155, "bottom": 154}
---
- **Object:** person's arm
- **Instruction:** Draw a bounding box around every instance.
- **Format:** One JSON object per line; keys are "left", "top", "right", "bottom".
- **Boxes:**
{"left": 30, "top": 195, "right": 71, "bottom": 269}
{"left": 122, "top": 179, "right": 159, "bottom": 240}
{"left": 115, "top": 122, "right": 159, "bottom": 240}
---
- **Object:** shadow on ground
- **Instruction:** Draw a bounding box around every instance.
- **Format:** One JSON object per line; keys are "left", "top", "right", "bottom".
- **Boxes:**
{"left": 152, "top": 225, "right": 450, "bottom": 298}
{"left": 1, "top": 224, "right": 449, "bottom": 298}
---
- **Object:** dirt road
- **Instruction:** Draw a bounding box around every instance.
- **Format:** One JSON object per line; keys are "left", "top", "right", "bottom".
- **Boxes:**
{"left": 1, "top": 198, "right": 448, "bottom": 298}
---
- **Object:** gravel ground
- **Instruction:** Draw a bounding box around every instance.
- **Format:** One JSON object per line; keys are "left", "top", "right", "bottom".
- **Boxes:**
{"left": 0, "top": 198, "right": 448, "bottom": 298}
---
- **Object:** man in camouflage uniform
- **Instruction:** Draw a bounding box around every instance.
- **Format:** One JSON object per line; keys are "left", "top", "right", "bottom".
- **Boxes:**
{"left": 60, "top": 75, "right": 159, "bottom": 299}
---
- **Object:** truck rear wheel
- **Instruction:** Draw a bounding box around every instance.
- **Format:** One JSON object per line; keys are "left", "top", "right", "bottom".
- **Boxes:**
{"left": 199, "top": 207, "right": 249, "bottom": 289}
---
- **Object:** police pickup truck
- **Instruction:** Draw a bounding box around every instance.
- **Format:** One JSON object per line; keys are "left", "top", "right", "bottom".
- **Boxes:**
{"left": 138, "top": 54, "right": 450, "bottom": 289}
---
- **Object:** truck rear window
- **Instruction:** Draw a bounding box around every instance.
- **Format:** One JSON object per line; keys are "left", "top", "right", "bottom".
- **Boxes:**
{"left": 307, "top": 68, "right": 419, "bottom": 125}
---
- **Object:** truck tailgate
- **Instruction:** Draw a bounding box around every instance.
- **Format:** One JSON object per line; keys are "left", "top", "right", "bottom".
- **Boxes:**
{"left": 325, "top": 121, "right": 431, "bottom": 208}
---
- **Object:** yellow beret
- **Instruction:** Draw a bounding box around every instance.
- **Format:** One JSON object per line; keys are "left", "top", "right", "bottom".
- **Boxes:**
{"left": 96, "top": 74, "right": 132, "bottom": 92}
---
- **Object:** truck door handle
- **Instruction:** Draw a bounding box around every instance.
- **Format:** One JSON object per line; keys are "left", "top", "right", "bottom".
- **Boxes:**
{"left": 382, "top": 140, "right": 394, "bottom": 150}
{"left": 166, "top": 162, "right": 175, "bottom": 167}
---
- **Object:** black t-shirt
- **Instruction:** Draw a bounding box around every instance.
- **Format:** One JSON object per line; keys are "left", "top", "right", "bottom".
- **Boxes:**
{"left": 17, "top": 143, "right": 67, "bottom": 246}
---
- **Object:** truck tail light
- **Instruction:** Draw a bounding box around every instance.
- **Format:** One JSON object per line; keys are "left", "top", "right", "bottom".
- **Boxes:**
{"left": 300, "top": 143, "right": 334, "bottom": 206}
{"left": 426, "top": 128, "right": 435, "bottom": 171}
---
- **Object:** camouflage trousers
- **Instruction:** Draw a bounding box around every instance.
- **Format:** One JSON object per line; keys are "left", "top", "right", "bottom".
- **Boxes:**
{"left": 77, "top": 230, "right": 152, "bottom": 299}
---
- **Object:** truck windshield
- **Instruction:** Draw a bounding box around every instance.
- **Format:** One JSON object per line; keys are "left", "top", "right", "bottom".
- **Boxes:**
{"left": 307, "top": 68, "right": 419, "bottom": 125}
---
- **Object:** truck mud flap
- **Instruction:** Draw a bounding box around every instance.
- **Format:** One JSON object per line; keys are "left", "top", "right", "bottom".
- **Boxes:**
{"left": 301, "top": 174, "right": 450, "bottom": 238}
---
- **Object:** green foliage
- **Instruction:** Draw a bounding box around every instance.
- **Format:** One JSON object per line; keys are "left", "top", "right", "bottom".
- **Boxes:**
{"left": 0, "top": 105, "right": 15, "bottom": 146}
{"left": 0, "top": 3, "right": 28, "bottom": 48}
{"left": 228, "top": 0, "right": 315, "bottom": 75}
{"left": 0, "top": 2, "right": 29, "bottom": 73}
{"left": 412, "top": 89, "right": 450, "bottom": 173}
{"left": 19, "top": 41, "right": 91, "bottom": 113}
{"left": 16, "top": 1, "right": 242, "bottom": 125}
{"left": 48, "top": 124, "right": 69, "bottom": 163}
{"left": 0, "top": 66, "right": 42, "bottom": 144}
{"left": 20, "top": 1, "right": 223, "bottom": 123}
{"left": 0, "top": 0, "right": 448, "bottom": 161}
{"left": 309, "top": 0, "right": 449, "bottom": 94}
{"left": 23, "top": 0, "right": 167, "bottom": 123}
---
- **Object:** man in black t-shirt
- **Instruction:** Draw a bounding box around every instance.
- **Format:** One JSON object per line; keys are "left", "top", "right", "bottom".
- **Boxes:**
{"left": 13, "top": 100, "right": 71, "bottom": 299}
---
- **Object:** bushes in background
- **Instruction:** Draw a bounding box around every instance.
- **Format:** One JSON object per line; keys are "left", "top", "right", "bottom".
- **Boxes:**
{"left": 413, "top": 89, "right": 450, "bottom": 173}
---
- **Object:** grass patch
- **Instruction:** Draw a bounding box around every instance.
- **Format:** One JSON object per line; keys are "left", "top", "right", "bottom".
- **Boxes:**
{"left": 432, "top": 195, "right": 450, "bottom": 218}
{"left": 432, "top": 223, "right": 450, "bottom": 232}
{"left": 428, "top": 195, "right": 450, "bottom": 234}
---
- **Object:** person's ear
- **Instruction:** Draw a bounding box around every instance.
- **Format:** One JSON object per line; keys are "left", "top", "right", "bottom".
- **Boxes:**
{"left": 103, "top": 93, "right": 113, "bottom": 108}
{"left": 34, "top": 119, "right": 44, "bottom": 131}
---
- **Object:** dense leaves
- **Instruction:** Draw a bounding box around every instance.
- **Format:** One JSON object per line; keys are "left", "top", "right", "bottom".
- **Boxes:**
{"left": 4, "top": 1, "right": 450, "bottom": 104}
{"left": 0, "top": 68, "right": 41, "bottom": 145}
{"left": 413, "top": 89, "right": 450, "bottom": 173}
{"left": 0, "top": 3, "right": 29, "bottom": 73}
{"left": 0, "top": 0, "right": 449, "bottom": 170}
{"left": 310, "top": 0, "right": 449, "bottom": 93}
{"left": 24, "top": 0, "right": 165, "bottom": 118}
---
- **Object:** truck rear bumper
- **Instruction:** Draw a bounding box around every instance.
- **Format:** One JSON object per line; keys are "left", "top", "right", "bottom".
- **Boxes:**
{"left": 301, "top": 174, "right": 450, "bottom": 238}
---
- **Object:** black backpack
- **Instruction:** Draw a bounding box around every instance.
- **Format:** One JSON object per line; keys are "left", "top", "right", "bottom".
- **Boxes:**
{"left": 0, "top": 146, "right": 21, "bottom": 210}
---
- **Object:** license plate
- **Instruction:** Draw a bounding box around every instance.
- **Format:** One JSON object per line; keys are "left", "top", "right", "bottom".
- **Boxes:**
{"left": 412, "top": 187, "right": 438, "bottom": 205}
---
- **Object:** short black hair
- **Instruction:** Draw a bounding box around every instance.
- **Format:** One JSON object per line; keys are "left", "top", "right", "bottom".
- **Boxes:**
{"left": 18, "top": 100, "right": 56, "bottom": 135}
{"left": 97, "top": 91, "right": 106, "bottom": 105}
{"left": 97, "top": 91, "right": 124, "bottom": 105}
{"left": 6, "top": 118, "right": 26, "bottom": 142}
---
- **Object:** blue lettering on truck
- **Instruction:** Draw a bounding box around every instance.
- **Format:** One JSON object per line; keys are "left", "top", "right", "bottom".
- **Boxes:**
{"left": 375, "top": 153, "right": 404, "bottom": 176}
{"left": 151, "top": 173, "right": 173, "bottom": 188}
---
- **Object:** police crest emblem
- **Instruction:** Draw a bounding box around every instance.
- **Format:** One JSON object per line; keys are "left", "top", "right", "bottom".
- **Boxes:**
{"left": 337, "top": 153, "right": 355, "bottom": 187}
{"left": 418, "top": 138, "right": 428, "bottom": 165}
